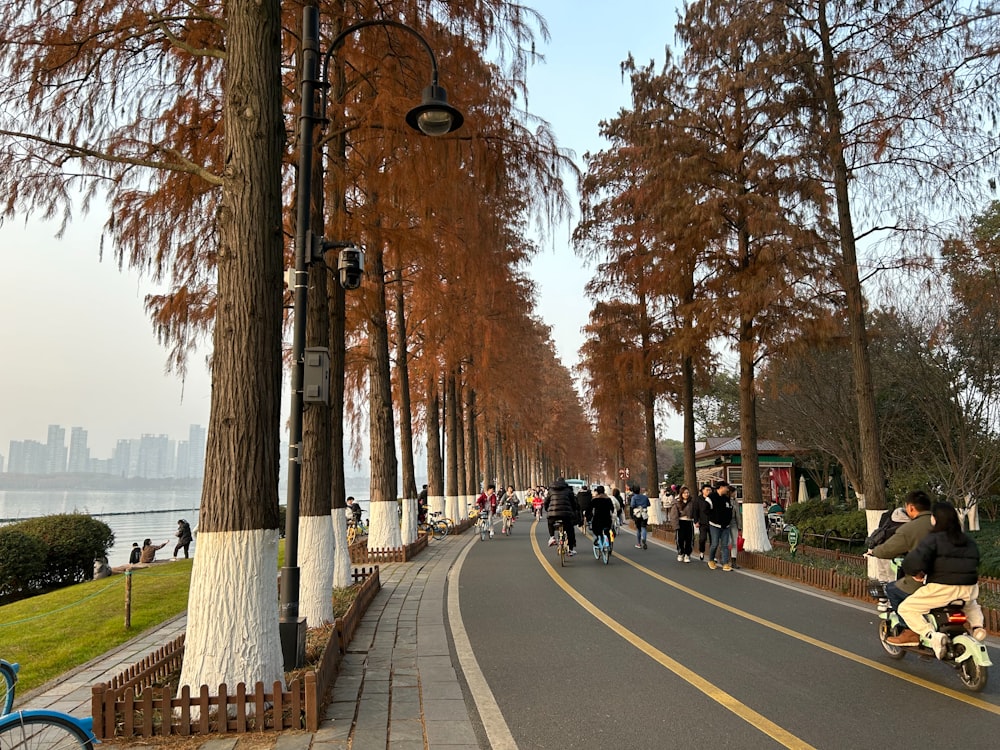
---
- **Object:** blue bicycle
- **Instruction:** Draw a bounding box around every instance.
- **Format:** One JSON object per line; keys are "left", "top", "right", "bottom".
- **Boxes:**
{"left": 0, "top": 660, "right": 16, "bottom": 716}
{"left": 0, "top": 709, "right": 97, "bottom": 749}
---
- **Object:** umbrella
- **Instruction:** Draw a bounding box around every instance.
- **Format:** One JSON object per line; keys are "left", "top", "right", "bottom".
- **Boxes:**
{"left": 798, "top": 474, "right": 808, "bottom": 503}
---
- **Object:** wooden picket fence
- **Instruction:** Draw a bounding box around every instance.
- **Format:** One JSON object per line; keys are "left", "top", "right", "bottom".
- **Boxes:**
{"left": 92, "top": 566, "right": 381, "bottom": 739}
{"left": 349, "top": 532, "right": 429, "bottom": 563}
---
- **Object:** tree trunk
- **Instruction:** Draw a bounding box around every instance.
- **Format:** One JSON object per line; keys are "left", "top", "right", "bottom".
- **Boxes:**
{"left": 454, "top": 374, "right": 467, "bottom": 522}
{"left": 445, "top": 370, "right": 459, "bottom": 518}
{"left": 426, "top": 377, "right": 445, "bottom": 516}
{"left": 738, "top": 308, "right": 770, "bottom": 552}
{"left": 367, "top": 243, "right": 401, "bottom": 549}
{"left": 818, "top": 0, "right": 886, "bottom": 512}
{"left": 180, "top": 0, "right": 284, "bottom": 693}
{"left": 393, "top": 256, "right": 417, "bottom": 544}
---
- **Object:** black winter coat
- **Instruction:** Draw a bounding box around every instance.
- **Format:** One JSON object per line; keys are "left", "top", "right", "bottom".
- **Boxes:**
{"left": 545, "top": 480, "right": 580, "bottom": 521}
{"left": 903, "top": 531, "right": 979, "bottom": 586}
{"left": 706, "top": 492, "right": 733, "bottom": 528}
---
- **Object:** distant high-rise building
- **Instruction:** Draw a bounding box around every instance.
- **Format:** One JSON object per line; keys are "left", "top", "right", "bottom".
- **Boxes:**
{"left": 0, "top": 451, "right": 4, "bottom": 473}
{"left": 46, "top": 425, "right": 67, "bottom": 474}
{"left": 8, "top": 440, "right": 46, "bottom": 474}
{"left": 138, "top": 434, "right": 170, "bottom": 478}
{"left": 112, "top": 439, "right": 132, "bottom": 478}
{"left": 188, "top": 424, "right": 206, "bottom": 479}
{"left": 67, "top": 427, "right": 90, "bottom": 473}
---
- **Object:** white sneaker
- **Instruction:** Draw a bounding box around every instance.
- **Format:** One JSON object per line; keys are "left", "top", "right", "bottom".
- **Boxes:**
{"left": 928, "top": 631, "right": 949, "bottom": 659}
{"left": 972, "top": 627, "right": 988, "bottom": 642}
{"left": 683, "top": 555, "right": 691, "bottom": 563}
{"left": 677, "top": 554, "right": 683, "bottom": 562}
{"left": 548, "top": 537, "right": 556, "bottom": 546}
{"left": 568, "top": 549, "right": 577, "bottom": 556}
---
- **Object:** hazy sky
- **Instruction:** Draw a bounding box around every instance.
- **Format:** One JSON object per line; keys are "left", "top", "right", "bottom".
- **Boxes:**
{"left": 0, "top": 0, "right": 683, "bottom": 461}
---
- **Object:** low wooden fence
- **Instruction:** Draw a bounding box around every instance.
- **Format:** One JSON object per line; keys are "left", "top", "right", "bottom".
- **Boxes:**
{"left": 645, "top": 521, "right": 999, "bottom": 632}
{"left": 349, "top": 532, "right": 429, "bottom": 563}
{"left": 92, "top": 566, "right": 381, "bottom": 739}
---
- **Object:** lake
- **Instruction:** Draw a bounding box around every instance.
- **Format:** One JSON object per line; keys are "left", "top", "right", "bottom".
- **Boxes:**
{"left": 0, "top": 482, "right": 374, "bottom": 568}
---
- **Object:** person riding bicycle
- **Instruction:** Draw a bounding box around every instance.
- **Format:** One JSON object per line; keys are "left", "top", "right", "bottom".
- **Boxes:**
{"left": 590, "top": 485, "right": 615, "bottom": 549}
{"left": 476, "top": 484, "right": 499, "bottom": 537}
{"left": 348, "top": 496, "right": 363, "bottom": 526}
{"left": 504, "top": 485, "right": 520, "bottom": 518}
{"left": 545, "top": 477, "right": 580, "bottom": 556}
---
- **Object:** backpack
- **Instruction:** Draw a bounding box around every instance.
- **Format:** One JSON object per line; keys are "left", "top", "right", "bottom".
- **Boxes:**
{"left": 865, "top": 509, "right": 905, "bottom": 549}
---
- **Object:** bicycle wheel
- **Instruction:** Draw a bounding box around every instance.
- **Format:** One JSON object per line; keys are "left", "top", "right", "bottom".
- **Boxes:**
{"left": 601, "top": 537, "right": 611, "bottom": 565}
{"left": 0, "top": 713, "right": 94, "bottom": 750}
{"left": 0, "top": 662, "right": 16, "bottom": 716}
{"left": 432, "top": 520, "right": 448, "bottom": 540}
{"left": 419, "top": 523, "right": 436, "bottom": 541}
{"left": 347, "top": 526, "right": 357, "bottom": 545}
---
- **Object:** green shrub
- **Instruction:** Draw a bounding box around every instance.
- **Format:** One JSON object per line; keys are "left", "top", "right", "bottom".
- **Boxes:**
{"left": 0, "top": 526, "right": 47, "bottom": 600}
{"left": 784, "top": 499, "right": 835, "bottom": 527}
{"left": 12, "top": 514, "right": 115, "bottom": 588}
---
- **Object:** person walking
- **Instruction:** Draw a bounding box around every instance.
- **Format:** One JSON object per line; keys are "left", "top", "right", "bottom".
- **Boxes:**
{"left": 173, "top": 519, "right": 193, "bottom": 559}
{"left": 612, "top": 487, "right": 626, "bottom": 526}
{"left": 630, "top": 484, "right": 651, "bottom": 549}
{"left": 670, "top": 486, "right": 695, "bottom": 562}
{"left": 545, "top": 477, "right": 581, "bottom": 556}
{"left": 694, "top": 484, "right": 713, "bottom": 561}
{"left": 728, "top": 497, "right": 742, "bottom": 569}
{"left": 706, "top": 481, "right": 735, "bottom": 571}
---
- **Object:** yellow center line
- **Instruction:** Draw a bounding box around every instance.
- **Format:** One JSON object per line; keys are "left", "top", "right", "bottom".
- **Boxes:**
{"left": 612, "top": 544, "right": 1000, "bottom": 715}
{"left": 530, "top": 522, "right": 816, "bottom": 750}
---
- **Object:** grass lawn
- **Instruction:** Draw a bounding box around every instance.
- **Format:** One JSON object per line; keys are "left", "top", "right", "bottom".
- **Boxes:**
{"left": 0, "top": 560, "right": 193, "bottom": 696}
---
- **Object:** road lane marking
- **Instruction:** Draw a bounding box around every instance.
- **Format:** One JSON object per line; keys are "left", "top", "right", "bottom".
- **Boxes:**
{"left": 613, "top": 536, "right": 1000, "bottom": 716}
{"left": 529, "top": 522, "right": 817, "bottom": 750}
{"left": 448, "top": 534, "right": 518, "bottom": 749}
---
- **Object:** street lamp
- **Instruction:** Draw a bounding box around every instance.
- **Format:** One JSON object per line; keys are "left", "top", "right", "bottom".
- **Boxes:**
{"left": 280, "top": 6, "right": 463, "bottom": 670}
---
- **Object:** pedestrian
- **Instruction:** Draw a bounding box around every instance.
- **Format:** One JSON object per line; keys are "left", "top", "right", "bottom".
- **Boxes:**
{"left": 629, "top": 484, "right": 651, "bottom": 549}
{"left": 694, "top": 484, "right": 713, "bottom": 561}
{"left": 706, "top": 481, "right": 735, "bottom": 571}
{"left": 545, "top": 477, "right": 581, "bottom": 556}
{"left": 577, "top": 485, "right": 593, "bottom": 530}
{"left": 670, "top": 486, "right": 695, "bottom": 562}
{"left": 173, "top": 519, "right": 193, "bottom": 559}
{"left": 128, "top": 542, "right": 142, "bottom": 565}
{"left": 611, "top": 487, "right": 626, "bottom": 526}
{"left": 728, "top": 495, "right": 742, "bottom": 569}
{"left": 140, "top": 538, "right": 167, "bottom": 564}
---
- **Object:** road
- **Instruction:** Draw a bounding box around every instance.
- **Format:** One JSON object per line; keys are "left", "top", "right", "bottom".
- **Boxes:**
{"left": 449, "top": 516, "right": 1000, "bottom": 749}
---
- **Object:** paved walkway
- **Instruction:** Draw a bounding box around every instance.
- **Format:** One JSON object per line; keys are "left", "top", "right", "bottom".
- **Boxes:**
{"left": 17, "top": 532, "right": 480, "bottom": 749}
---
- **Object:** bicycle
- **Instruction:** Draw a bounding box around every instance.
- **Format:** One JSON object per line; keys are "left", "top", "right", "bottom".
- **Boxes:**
{"left": 418, "top": 517, "right": 447, "bottom": 541}
{"left": 0, "top": 660, "right": 17, "bottom": 716}
{"left": 0, "top": 709, "right": 97, "bottom": 749}
{"left": 346, "top": 517, "right": 369, "bottom": 545}
{"left": 478, "top": 509, "right": 492, "bottom": 541}
{"left": 592, "top": 528, "right": 613, "bottom": 565}
{"left": 553, "top": 520, "right": 569, "bottom": 566}
{"left": 501, "top": 508, "right": 514, "bottom": 535}
{"left": 429, "top": 511, "right": 456, "bottom": 536}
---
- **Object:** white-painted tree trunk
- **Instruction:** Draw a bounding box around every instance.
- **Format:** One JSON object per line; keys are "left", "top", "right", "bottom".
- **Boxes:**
{"left": 446, "top": 494, "right": 461, "bottom": 524}
{"left": 865, "top": 508, "right": 890, "bottom": 580}
{"left": 179, "top": 530, "right": 284, "bottom": 693}
{"left": 401, "top": 497, "right": 417, "bottom": 544}
{"left": 648, "top": 494, "right": 664, "bottom": 525}
{"left": 966, "top": 494, "right": 981, "bottom": 531}
{"left": 856, "top": 492, "right": 866, "bottom": 511}
{"left": 332, "top": 513, "right": 351, "bottom": 589}
{"left": 298, "top": 515, "right": 334, "bottom": 625}
{"left": 429, "top": 494, "right": 446, "bottom": 517}
{"left": 741, "top": 504, "right": 771, "bottom": 552}
{"left": 368, "top": 501, "right": 402, "bottom": 549}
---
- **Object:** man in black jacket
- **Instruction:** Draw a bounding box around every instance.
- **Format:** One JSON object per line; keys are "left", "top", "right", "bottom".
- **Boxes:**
{"left": 545, "top": 478, "right": 581, "bottom": 556}
{"left": 693, "top": 484, "right": 713, "bottom": 561}
{"left": 706, "top": 481, "right": 735, "bottom": 571}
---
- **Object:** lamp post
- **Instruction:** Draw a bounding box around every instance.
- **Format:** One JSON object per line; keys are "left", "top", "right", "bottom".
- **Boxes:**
{"left": 280, "top": 6, "right": 463, "bottom": 669}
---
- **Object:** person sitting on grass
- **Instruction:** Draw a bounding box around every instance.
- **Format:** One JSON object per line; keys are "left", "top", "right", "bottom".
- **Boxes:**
{"left": 139, "top": 538, "right": 167, "bottom": 564}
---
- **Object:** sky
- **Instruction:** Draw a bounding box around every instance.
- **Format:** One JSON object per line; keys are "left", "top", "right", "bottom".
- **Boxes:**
{"left": 0, "top": 0, "right": 684, "bottom": 462}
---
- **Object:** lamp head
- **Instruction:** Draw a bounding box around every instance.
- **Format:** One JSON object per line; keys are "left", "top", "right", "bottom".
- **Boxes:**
{"left": 405, "top": 84, "right": 464, "bottom": 136}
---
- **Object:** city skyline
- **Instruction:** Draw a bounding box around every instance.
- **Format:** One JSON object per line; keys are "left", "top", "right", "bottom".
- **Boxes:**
{"left": 3, "top": 422, "right": 206, "bottom": 479}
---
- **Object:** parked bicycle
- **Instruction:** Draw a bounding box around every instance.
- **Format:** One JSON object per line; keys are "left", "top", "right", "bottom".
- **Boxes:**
{"left": 0, "top": 708, "right": 98, "bottom": 749}
{"left": 0, "top": 660, "right": 17, "bottom": 716}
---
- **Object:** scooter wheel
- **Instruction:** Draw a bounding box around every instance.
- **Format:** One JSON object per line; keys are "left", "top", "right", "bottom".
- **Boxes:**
{"left": 879, "top": 620, "right": 906, "bottom": 660}
{"left": 958, "top": 656, "right": 988, "bottom": 692}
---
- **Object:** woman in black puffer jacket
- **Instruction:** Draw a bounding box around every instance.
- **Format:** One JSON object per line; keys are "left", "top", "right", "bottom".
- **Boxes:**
{"left": 544, "top": 478, "right": 580, "bottom": 555}
{"left": 896, "top": 501, "right": 987, "bottom": 649}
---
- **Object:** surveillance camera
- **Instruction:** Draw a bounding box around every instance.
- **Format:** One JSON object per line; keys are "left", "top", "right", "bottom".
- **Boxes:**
{"left": 338, "top": 247, "right": 365, "bottom": 290}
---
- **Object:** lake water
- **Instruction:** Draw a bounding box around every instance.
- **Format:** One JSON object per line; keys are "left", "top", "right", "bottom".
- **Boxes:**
{"left": 0, "top": 483, "right": 373, "bottom": 568}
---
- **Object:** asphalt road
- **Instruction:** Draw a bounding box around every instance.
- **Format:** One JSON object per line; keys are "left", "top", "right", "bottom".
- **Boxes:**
{"left": 451, "top": 516, "right": 1000, "bottom": 749}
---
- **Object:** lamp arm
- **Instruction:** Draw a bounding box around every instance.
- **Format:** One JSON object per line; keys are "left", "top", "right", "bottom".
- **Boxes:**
{"left": 319, "top": 18, "right": 440, "bottom": 118}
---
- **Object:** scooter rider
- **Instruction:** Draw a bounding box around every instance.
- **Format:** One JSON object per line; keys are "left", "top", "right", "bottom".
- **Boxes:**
{"left": 890, "top": 500, "right": 987, "bottom": 656}
{"left": 869, "top": 490, "right": 933, "bottom": 612}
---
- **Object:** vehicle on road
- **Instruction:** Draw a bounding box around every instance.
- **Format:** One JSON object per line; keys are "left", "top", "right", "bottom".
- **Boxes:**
{"left": 870, "top": 578, "right": 991, "bottom": 691}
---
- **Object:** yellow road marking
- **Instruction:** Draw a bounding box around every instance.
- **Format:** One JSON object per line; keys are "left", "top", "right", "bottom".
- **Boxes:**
{"left": 612, "top": 547, "right": 1000, "bottom": 716}
{"left": 530, "top": 522, "right": 816, "bottom": 750}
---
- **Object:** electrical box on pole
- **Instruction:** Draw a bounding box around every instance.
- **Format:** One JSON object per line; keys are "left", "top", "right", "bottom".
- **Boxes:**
{"left": 303, "top": 347, "right": 330, "bottom": 404}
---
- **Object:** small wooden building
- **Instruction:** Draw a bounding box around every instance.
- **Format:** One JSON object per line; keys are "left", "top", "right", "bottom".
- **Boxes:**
{"left": 694, "top": 437, "right": 802, "bottom": 508}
